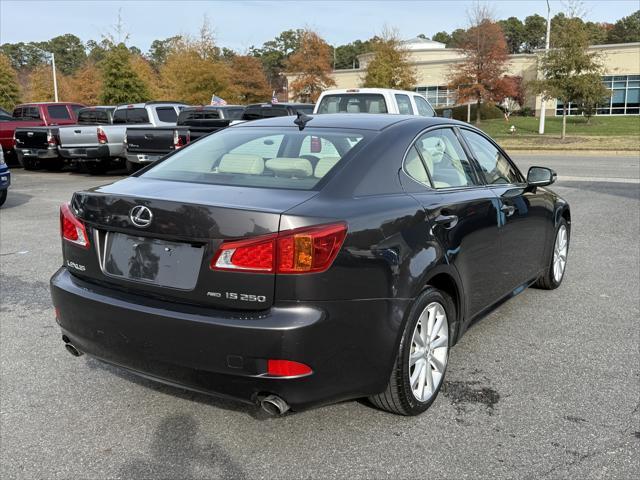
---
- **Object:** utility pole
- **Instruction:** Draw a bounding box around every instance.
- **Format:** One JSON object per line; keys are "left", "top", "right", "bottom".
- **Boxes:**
{"left": 538, "top": 0, "right": 551, "bottom": 134}
{"left": 51, "top": 52, "right": 59, "bottom": 102}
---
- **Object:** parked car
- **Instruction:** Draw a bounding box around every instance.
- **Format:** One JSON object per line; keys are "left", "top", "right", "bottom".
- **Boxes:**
{"left": 57, "top": 101, "right": 186, "bottom": 174}
{"left": 0, "top": 148, "right": 10, "bottom": 207}
{"left": 241, "top": 102, "right": 314, "bottom": 120}
{"left": 51, "top": 113, "right": 569, "bottom": 416}
{"left": 0, "top": 102, "right": 84, "bottom": 166}
{"left": 314, "top": 88, "right": 436, "bottom": 117}
{"left": 123, "top": 106, "right": 240, "bottom": 173}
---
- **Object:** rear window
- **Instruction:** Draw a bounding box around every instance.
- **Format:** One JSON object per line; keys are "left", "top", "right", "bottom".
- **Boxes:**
{"left": 317, "top": 94, "right": 388, "bottom": 114}
{"left": 48, "top": 105, "right": 71, "bottom": 120}
{"left": 225, "top": 108, "right": 245, "bottom": 120}
{"left": 113, "top": 108, "right": 150, "bottom": 124}
{"left": 156, "top": 107, "right": 178, "bottom": 123}
{"left": 179, "top": 110, "right": 221, "bottom": 122}
{"left": 78, "top": 109, "right": 111, "bottom": 124}
{"left": 142, "top": 128, "right": 367, "bottom": 190}
{"left": 13, "top": 106, "right": 41, "bottom": 120}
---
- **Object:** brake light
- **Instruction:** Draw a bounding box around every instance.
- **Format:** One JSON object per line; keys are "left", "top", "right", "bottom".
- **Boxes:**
{"left": 47, "top": 131, "right": 58, "bottom": 146}
{"left": 60, "top": 203, "right": 89, "bottom": 248}
{"left": 97, "top": 127, "right": 108, "bottom": 144}
{"left": 267, "top": 359, "right": 312, "bottom": 377}
{"left": 173, "top": 130, "right": 189, "bottom": 149}
{"left": 211, "top": 222, "right": 347, "bottom": 274}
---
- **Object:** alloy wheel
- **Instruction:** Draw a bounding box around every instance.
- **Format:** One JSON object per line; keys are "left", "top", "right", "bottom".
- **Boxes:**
{"left": 553, "top": 225, "right": 568, "bottom": 282}
{"left": 409, "top": 302, "right": 449, "bottom": 402}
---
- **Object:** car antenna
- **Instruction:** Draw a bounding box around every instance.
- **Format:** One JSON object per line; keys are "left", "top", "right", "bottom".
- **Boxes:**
{"left": 294, "top": 111, "right": 313, "bottom": 130}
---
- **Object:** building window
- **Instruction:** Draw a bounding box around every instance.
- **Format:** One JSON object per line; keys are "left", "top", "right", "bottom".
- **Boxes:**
{"left": 415, "top": 86, "right": 455, "bottom": 107}
{"left": 556, "top": 74, "right": 640, "bottom": 116}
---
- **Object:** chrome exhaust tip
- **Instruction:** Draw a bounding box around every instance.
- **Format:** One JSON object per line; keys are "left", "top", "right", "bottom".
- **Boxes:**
{"left": 260, "top": 395, "right": 290, "bottom": 416}
{"left": 64, "top": 342, "right": 83, "bottom": 357}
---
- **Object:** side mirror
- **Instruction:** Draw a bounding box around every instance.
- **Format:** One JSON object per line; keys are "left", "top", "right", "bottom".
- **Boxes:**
{"left": 442, "top": 109, "right": 453, "bottom": 119}
{"left": 527, "top": 166, "right": 556, "bottom": 187}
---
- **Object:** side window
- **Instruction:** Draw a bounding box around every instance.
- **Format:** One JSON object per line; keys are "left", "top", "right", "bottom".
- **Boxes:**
{"left": 156, "top": 107, "right": 178, "bottom": 123}
{"left": 415, "top": 129, "right": 477, "bottom": 188}
{"left": 71, "top": 104, "right": 84, "bottom": 115}
{"left": 404, "top": 145, "right": 430, "bottom": 185}
{"left": 12, "top": 107, "right": 23, "bottom": 118}
{"left": 395, "top": 94, "right": 414, "bottom": 115}
{"left": 414, "top": 96, "right": 435, "bottom": 117}
{"left": 47, "top": 105, "right": 71, "bottom": 120}
{"left": 230, "top": 134, "right": 284, "bottom": 159}
{"left": 461, "top": 130, "right": 523, "bottom": 185}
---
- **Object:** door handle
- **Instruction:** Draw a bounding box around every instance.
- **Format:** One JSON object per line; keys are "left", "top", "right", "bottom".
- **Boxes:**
{"left": 434, "top": 214, "right": 458, "bottom": 229}
{"left": 501, "top": 204, "right": 516, "bottom": 217}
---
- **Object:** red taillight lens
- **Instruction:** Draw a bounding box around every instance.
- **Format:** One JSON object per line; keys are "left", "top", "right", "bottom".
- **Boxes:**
{"left": 97, "top": 127, "right": 108, "bottom": 145}
{"left": 173, "top": 130, "right": 189, "bottom": 149}
{"left": 47, "top": 132, "right": 58, "bottom": 146}
{"left": 60, "top": 203, "right": 90, "bottom": 248}
{"left": 267, "top": 359, "right": 312, "bottom": 377}
{"left": 211, "top": 222, "right": 347, "bottom": 274}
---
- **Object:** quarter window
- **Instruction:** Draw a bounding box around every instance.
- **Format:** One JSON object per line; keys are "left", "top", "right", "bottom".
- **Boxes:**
{"left": 414, "top": 96, "right": 435, "bottom": 117}
{"left": 395, "top": 94, "right": 414, "bottom": 115}
{"left": 461, "top": 130, "right": 523, "bottom": 185}
{"left": 47, "top": 105, "right": 71, "bottom": 120}
{"left": 413, "top": 129, "right": 477, "bottom": 188}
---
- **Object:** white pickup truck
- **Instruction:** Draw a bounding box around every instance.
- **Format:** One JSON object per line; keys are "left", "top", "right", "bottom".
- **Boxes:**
{"left": 314, "top": 88, "right": 436, "bottom": 117}
{"left": 57, "top": 101, "right": 186, "bottom": 174}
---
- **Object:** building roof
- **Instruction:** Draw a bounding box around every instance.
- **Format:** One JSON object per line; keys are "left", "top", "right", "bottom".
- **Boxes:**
{"left": 402, "top": 36, "right": 447, "bottom": 50}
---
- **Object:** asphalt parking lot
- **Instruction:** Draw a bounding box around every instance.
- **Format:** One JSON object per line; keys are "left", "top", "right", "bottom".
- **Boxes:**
{"left": 1, "top": 153, "right": 639, "bottom": 479}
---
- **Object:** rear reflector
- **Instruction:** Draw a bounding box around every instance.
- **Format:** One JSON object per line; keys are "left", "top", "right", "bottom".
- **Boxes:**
{"left": 60, "top": 203, "right": 89, "bottom": 248}
{"left": 267, "top": 359, "right": 312, "bottom": 377}
{"left": 211, "top": 222, "right": 347, "bottom": 274}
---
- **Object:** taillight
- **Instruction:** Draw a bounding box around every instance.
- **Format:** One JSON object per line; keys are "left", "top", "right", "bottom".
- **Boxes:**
{"left": 173, "top": 130, "right": 189, "bottom": 149}
{"left": 60, "top": 203, "right": 90, "bottom": 249}
{"left": 267, "top": 359, "right": 312, "bottom": 377}
{"left": 211, "top": 222, "right": 347, "bottom": 274}
{"left": 97, "top": 127, "right": 108, "bottom": 145}
{"left": 47, "top": 132, "right": 58, "bottom": 146}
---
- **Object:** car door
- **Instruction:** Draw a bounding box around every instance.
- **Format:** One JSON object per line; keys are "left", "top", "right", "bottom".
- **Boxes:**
{"left": 403, "top": 127, "right": 504, "bottom": 318}
{"left": 459, "top": 128, "right": 551, "bottom": 290}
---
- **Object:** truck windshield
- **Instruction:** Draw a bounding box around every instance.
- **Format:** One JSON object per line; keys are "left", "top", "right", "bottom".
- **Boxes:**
{"left": 317, "top": 94, "right": 388, "bottom": 114}
{"left": 142, "top": 127, "right": 368, "bottom": 190}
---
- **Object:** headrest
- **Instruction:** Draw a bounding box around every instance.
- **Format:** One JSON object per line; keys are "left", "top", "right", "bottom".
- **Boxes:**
{"left": 314, "top": 156, "right": 340, "bottom": 178}
{"left": 218, "top": 154, "right": 264, "bottom": 174}
{"left": 265, "top": 157, "right": 313, "bottom": 178}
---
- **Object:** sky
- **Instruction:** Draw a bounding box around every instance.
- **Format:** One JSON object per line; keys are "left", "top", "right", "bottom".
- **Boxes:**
{"left": 1, "top": 0, "right": 638, "bottom": 52}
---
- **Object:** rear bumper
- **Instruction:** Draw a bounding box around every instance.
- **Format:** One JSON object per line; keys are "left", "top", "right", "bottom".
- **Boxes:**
{"left": 125, "top": 152, "right": 165, "bottom": 165}
{"left": 59, "top": 145, "right": 111, "bottom": 161}
{"left": 50, "top": 268, "right": 406, "bottom": 410}
{"left": 16, "top": 147, "right": 58, "bottom": 160}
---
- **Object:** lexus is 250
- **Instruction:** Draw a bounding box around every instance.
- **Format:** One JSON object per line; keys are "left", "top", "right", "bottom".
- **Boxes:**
{"left": 51, "top": 113, "right": 570, "bottom": 415}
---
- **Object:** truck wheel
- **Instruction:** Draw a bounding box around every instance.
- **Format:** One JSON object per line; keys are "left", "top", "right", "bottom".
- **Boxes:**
{"left": 44, "top": 158, "right": 65, "bottom": 171}
{"left": 85, "top": 162, "right": 109, "bottom": 175}
{"left": 0, "top": 189, "right": 7, "bottom": 207}
{"left": 21, "top": 157, "right": 40, "bottom": 170}
{"left": 126, "top": 160, "right": 140, "bottom": 174}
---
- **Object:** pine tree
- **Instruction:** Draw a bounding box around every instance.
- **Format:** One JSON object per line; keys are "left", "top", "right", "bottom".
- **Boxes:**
{"left": 100, "top": 43, "right": 149, "bottom": 104}
{"left": 0, "top": 53, "right": 21, "bottom": 110}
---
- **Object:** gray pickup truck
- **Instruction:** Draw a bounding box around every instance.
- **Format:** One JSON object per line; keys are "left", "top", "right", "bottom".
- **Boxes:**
{"left": 57, "top": 101, "right": 186, "bottom": 174}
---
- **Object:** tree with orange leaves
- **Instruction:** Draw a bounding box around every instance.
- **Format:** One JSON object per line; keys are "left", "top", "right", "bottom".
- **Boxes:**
{"left": 287, "top": 30, "right": 335, "bottom": 103}
{"left": 227, "top": 55, "right": 271, "bottom": 104}
{"left": 448, "top": 8, "right": 516, "bottom": 123}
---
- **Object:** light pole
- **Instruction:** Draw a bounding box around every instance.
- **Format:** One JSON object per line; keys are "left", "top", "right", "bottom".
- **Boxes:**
{"left": 51, "top": 53, "right": 59, "bottom": 102}
{"left": 538, "top": 0, "right": 551, "bottom": 134}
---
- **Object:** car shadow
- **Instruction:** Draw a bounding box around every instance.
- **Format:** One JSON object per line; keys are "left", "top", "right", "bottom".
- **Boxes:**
{"left": 84, "top": 357, "right": 272, "bottom": 420}
{"left": 1, "top": 191, "right": 32, "bottom": 209}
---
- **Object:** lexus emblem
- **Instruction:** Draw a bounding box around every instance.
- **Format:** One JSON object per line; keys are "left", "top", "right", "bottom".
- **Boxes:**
{"left": 129, "top": 205, "right": 153, "bottom": 228}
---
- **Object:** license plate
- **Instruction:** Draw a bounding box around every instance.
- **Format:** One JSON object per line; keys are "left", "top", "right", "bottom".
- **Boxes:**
{"left": 103, "top": 233, "right": 203, "bottom": 290}
{"left": 137, "top": 154, "right": 148, "bottom": 161}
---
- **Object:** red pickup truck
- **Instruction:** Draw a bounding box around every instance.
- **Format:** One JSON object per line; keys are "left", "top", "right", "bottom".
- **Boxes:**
{"left": 0, "top": 102, "right": 85, "bottom": 165}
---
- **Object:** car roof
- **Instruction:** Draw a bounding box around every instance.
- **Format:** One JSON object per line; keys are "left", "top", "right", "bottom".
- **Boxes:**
{"left": 245, "top": 103, "right": 314, "bottom": 108}
{"left": 319, "top": 88, "right": 421, "bottom": 96}
{"left": 182, "top": 105, "right": 243, "bottom": 110}
{"left": 17, "top": 102, "right": 84, "bottom": 107}
{"left": 233, "top": 113, "right": 455, "bottom": 131}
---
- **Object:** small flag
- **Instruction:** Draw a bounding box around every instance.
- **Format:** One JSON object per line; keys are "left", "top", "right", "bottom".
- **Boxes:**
{"left": 271, "top": 91, "right": 278, "bottom": 104}
{"left": 211, "top": 94, "right": 227, "bottom": 106}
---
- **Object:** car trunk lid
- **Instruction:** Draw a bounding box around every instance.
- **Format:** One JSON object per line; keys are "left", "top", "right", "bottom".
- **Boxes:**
{"left": 64, "top": 177, "right": 317, "bottom": 310}
{"left": 14, "top": 127, "right": 53, "bottom": 149}
{"left": 58, "top": 125, "right": 100, "bottom": 148}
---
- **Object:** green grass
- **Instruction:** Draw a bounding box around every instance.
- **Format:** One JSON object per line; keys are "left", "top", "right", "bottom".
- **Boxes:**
{"left": 478, "top": 115, "right": 640, "bottom": 138}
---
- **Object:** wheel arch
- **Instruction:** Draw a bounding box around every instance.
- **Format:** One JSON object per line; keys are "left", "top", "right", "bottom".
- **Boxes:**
{"left": 422, "top": 268, "right": 465, "bottom": 345}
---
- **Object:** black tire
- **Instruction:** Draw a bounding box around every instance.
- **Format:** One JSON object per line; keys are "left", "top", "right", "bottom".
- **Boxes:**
{"left": 21, "top": 157, "right": 40, "bottom": 170}
{"left": 44, "top": 158, "right": 65, "bottom": 171}
{"left": 126, "top": 160, "right": 140, "bottom": 174}
{"left": 0, "top": 189, "right": 7, "bottom": 207}
{"left": 85, "top": 161, "right": 109, "bottom": 175}
{"left": 369, "top": 287, "right": 454, "bottom": 415}
{"left": 534, "top": 217, "right": 570, "bottom": 290}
